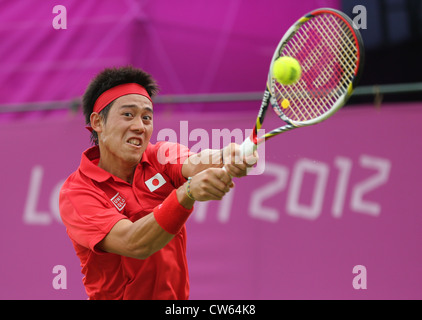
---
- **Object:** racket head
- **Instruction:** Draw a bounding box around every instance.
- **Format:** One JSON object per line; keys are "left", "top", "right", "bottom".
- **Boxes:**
{"left": 268, "top": 8, "right": 365, "bottom": 127}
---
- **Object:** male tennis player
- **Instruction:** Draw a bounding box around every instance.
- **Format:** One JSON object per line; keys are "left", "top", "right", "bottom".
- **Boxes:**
{"left": 59, "top": 66, "right": 257, "bottom": 300}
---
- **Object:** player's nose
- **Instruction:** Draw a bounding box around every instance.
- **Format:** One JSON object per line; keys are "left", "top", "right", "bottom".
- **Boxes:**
{"left": 130, "top": 116, "right": 146, "bottom": 133}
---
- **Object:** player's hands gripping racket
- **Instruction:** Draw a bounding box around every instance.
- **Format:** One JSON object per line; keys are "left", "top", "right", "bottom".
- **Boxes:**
{"left": 238, "top": 8, "right": 365, "bottom": 162}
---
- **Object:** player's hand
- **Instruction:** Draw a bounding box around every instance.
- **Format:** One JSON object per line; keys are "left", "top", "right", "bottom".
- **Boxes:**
{"left": 188, "top": 167, "right": 233, "bottom": 201}
{"left": 222, "top": 143, "right": 259, "bottom": 177}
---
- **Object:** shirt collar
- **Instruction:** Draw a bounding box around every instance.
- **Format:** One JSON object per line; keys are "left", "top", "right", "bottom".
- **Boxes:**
{"left": 140, "top": 144, "right": 151, "bottom": 164}
{"left": 79, "top": 146, "right": 111, "bottom": 182}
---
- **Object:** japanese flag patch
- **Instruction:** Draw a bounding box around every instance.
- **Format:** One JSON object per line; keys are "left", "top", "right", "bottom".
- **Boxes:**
{"left": 145, "top": 173, "right": 166, "bottom": 192}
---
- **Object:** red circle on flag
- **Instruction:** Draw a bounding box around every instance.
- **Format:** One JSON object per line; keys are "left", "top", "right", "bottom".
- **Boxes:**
{"left": 152, "top": 179, "right": 160, "bottom": 186}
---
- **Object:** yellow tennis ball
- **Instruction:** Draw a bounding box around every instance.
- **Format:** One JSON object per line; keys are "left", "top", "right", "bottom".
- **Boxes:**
{"left": 273, "top": 56, "right": 302, "bottom": 85}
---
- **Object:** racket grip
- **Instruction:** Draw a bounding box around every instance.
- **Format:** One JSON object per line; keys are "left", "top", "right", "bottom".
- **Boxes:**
{"left": 222, "top": 137, "right": 257, "bottom": 176}
{"left": 239, "top": 137, "right": 257, "bottom": 157}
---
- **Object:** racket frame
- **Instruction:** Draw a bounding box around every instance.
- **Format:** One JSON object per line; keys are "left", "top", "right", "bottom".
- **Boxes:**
{"left": 240, "top": 7, "right": 365, "bottom": 157}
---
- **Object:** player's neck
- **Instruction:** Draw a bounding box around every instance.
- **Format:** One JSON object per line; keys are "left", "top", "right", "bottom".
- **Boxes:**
{"left": 98, "top": 155, "right": 136, "bottom": 184}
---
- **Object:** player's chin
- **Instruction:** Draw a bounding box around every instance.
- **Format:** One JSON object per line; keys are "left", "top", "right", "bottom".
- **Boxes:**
{"left": 123, "top": 146, "right": 144, "bottom": 163}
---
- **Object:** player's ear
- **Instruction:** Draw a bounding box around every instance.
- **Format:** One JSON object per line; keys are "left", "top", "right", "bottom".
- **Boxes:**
{"left": 90, "top": 112, "right": 103, "bottom": 133}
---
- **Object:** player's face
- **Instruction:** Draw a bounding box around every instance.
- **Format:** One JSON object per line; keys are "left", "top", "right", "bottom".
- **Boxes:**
{"left": 97, "top": 94, "right": 153, "bottom": 170}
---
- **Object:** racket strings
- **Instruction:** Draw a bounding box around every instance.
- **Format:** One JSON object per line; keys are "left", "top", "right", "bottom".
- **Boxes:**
{"left": 275, "top": 25, "right": 333, "bottom": 120}
{"left": 320, "top": 18, "right": 357, "bottom": 88}
{"left": 272, "top": 13, "right": 359, "bottom": 123}
{"left": 275, "top": 36, "right": 316, "bottom": 121}
{"left": 311, "top": 17, "right": 355, "bottom": 102}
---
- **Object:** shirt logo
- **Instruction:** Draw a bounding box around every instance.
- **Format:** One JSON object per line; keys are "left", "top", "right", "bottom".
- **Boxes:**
{"left": 145, "top": 173, "right": 166, "bottom": 192}
{"left": 110, "top": 193, "right": 126, "bottom": 212}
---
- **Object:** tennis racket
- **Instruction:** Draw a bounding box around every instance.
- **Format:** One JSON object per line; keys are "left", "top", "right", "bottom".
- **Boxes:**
{"left": 239, "top": 7, "right": 365, "bottom": 158}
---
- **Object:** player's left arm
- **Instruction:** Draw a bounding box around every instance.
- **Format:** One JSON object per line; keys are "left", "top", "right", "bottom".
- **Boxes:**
{"left": 182, "top": 143, "right": 258, "bottom": 178}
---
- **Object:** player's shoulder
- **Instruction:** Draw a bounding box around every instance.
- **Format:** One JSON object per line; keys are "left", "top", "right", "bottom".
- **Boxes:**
{"left": 60, "top": 147, "right": 103, "bottom": 195}
{"left": 60, "top": 168, "right": 95, "bottom": 197}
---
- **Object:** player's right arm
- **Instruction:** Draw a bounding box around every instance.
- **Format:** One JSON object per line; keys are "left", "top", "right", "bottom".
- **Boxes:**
{"left": 182, "top": 143, "right": 258, "bottom": 179}
{"left": 97, "top": 167, "right": 232, "bottom": 259}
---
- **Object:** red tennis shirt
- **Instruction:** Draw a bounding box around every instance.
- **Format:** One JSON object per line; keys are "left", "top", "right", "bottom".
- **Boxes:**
{"left": 59, "top": 142, "right": 191, "bottom": 300}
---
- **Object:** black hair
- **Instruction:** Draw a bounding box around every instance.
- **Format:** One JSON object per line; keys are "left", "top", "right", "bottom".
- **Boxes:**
{"left": 82, "top": 66, "right": 159, "bottom": 144}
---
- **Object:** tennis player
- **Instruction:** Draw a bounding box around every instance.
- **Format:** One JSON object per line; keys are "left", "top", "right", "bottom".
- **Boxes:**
{"left": 59, "top": 66, "right": 258, "bottom": 300}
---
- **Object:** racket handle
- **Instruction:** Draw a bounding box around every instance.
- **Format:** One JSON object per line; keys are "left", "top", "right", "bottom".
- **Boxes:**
{"left": 239, "top": 137, "right": 257, "bottom": 157}
{"left": 222, "top": 137, "right": 257, "bottom": 176}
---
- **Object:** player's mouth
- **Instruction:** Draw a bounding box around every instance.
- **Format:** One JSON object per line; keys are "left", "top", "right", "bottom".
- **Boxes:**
{"left": 127, "top": 138, "right": 142, "bottom": 147}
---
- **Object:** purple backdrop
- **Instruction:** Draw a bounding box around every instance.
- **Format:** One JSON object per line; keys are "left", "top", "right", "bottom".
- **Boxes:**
{"left": 1, "top": 0, "right": 422, "bottom": 300}
{"left": 0, "top": 0, "right": 340, "bottom": 105}
{"left": 0, "top": 103, "right": 421, "bottom": 299}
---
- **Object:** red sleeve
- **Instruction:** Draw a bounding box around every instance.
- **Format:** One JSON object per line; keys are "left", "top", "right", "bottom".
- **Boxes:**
{"left": 151, "top": 142, "right": 192, "bottom": 188}
{"left": 59, "top": 186, "right": 127, "bottom": 253}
